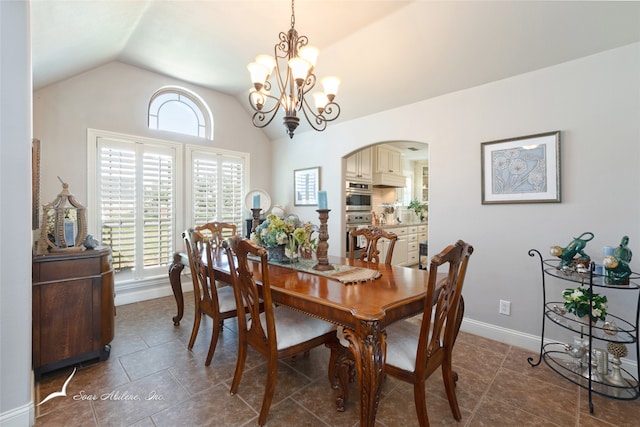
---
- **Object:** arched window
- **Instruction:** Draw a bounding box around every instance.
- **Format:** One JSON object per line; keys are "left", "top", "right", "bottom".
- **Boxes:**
{"left": 148, "top": 86, "right": 213, "bottom": 140}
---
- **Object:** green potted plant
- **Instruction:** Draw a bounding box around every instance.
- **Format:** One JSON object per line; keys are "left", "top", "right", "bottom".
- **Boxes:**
{"left": 562, "top": 286, "right": 608, "bottom": 324}
{"left": 408, "top": 199, "right": 427, "bottom": 222}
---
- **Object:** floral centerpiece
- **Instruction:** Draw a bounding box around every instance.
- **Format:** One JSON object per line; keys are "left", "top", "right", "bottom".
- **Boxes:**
{"left": 251, "top": 214, "right": 317, "bottom": 262}
{"left": 562, "top": 286, "right": 608, "bottom": 324}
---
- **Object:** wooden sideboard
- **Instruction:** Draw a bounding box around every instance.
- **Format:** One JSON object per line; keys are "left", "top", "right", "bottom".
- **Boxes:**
{"left": 32, "top": 247, "right": 115, "bottom": 379}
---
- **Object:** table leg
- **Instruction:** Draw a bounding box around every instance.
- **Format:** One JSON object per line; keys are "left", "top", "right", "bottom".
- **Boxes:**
{"left": 169, "top": 252, "right": 186, "bottom": 325}
{"left": 343, "top": 320, "right": 386, "bottom": 427}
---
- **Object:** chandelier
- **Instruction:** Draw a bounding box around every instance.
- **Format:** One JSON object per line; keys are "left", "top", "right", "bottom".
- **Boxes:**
{"left": 247, "top": 0, "right": 341, "bottom": 139}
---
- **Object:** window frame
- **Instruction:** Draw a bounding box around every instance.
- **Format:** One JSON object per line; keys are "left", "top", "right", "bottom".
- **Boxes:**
{"left": 148, "top": 86, "right": 214, "bottom": 140}
{"left": 88, "top": 129, "right": 184, "bottom": 286}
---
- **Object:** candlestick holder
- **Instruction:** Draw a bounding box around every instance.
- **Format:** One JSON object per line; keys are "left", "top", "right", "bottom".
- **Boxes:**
{"left": 251, "top": 208, "right": 262, "bottom": 233}
{"left": 313, "top": 209, "right": 334, "bottom": 271}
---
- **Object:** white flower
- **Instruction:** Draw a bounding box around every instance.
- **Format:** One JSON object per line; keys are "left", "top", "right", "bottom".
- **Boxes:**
{"left": 592, "top": 308, "right": 602, "bottom": 318}
{"left": 570, "top": 289, "right": 584, "bottom": 300}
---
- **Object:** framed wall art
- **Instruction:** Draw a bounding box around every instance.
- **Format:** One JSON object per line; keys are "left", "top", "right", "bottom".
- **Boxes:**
{"left": 32, "top": 138, "right": 41, "bottom": 230}
{"left": 294, "top": 167, "right": 320, "bottom": 206}
{"left": 481, "top": 131, "right": 561, "bottom": 204}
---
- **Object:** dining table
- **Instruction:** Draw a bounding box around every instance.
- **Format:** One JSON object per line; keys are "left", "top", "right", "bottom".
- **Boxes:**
{"left": 168, "top": 250, "right": 433, "bottom": 427}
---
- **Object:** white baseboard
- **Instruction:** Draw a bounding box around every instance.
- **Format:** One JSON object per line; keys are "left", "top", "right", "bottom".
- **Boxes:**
{"left": 0, "top": 401, "right": 33, "bottom": 427}
{"left": 461, "top": 317, "right": 638, "bottom": 371}
{"left": 114, "top": 273, "right": 193, "bottom": 306}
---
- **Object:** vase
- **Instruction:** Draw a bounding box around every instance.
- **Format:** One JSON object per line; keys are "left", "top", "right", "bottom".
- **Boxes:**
{"left": 267, "top": 245, "right": 289, "bottom": 263}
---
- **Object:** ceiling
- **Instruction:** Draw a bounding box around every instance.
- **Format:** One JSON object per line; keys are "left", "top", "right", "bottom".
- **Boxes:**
{"left": 31, "top": 1, "right": 640, "bottom": 140}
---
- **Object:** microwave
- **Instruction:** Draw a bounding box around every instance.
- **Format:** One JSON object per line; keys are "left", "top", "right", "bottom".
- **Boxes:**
{"left": 345, "top": 180, "right": 372, "bottom": 212}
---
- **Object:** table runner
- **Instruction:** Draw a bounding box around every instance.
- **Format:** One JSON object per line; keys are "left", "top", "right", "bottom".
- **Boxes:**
{"left": 252, "top": 256, "right": 381, "bottom": 284}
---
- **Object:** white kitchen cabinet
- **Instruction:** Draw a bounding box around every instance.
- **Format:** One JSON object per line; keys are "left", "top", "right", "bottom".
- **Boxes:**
{"left": 373, "top": 145, "right": 402, "bottom": 175}
{"left": 346, "top": 147, "right": 372, "bottom": 181}
{"left": 407, "top": 226, "right": 419, "bottom": 266}
{"left": 380, "top": 226, "right": 408, "bottom": 266}
{"left": 417, "top": 224, "right": 428, "bottom": 243}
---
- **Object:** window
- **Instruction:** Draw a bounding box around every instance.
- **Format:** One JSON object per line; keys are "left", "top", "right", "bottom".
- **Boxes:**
{"left": 87, "top": 129, "right": 249, "bottom": 288}
{"left": 187, "top": 146, "right": 246, "bottom": 235}
{"left": 148, "top": 86, "right": 213, "bottom": 140}
{"left": 90, "top": 133, "right": 181, "bottom": 282}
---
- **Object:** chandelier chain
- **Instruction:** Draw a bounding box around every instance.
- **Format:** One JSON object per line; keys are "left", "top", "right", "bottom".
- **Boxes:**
{"left": 290, "top": 0, "right": 295, "bottom": 29}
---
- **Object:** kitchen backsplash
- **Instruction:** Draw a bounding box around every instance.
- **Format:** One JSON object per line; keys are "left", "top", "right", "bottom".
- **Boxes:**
{"left": 371, "top": 187, "right": 424, "bottom": 224}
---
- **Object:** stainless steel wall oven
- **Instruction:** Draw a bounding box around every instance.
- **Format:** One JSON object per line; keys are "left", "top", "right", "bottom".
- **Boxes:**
{"left": 345, "top": 211, "right": 372, "bottom": 259}
{"left": 345, "top": 180, "right": 372, "bottom": 212}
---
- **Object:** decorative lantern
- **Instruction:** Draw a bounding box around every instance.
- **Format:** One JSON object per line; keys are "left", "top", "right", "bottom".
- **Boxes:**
{"left": 37, "top": 178, "right": 87, "bottom": 255}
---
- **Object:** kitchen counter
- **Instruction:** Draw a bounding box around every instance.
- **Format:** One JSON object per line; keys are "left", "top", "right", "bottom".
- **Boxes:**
{"left": 375, "top": 222, "right": 427, "bottom": 229}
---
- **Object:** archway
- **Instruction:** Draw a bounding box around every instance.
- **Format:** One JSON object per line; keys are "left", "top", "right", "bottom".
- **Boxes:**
{"left": 342, "top": 140, "right": 429, "bottom": 264}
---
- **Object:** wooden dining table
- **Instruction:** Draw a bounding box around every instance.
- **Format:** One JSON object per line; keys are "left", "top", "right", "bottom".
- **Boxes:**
{"left": 168, "top": 250, "right": 432, "bottom": 427}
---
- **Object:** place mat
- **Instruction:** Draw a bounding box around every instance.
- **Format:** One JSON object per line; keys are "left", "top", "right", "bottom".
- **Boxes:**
{"left": 250, "top": 256, "right": 381, "bottom": 284}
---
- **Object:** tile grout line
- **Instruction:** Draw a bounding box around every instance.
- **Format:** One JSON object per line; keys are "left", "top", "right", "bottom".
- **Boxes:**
{"left": 463, "top": 343, "right": 512, "bottom": 426}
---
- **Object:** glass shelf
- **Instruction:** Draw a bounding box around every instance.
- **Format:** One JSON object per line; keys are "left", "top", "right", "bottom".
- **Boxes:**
{"left": 544, "top": 302, "right": 637, "bottom": 344}
{"left": 542, "top": 343, "right": 639, "bottom": 400}
{"left": 541, "top": 258, "right": 640, "bottom": 289}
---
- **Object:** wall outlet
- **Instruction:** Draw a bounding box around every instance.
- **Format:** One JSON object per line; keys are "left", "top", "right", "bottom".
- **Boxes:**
{"left": 499, "top": 300, "right": 511, "bottom": 316}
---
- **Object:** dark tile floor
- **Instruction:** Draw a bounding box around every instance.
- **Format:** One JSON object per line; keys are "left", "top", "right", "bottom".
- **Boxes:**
{"left": 34, "top": 293, "right": 639, "bottom": 426}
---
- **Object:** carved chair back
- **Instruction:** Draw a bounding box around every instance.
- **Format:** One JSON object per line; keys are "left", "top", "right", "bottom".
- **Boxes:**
{"left": 195, "top": 221, "right": 237, "bottom": 249}
{"left": 349, "top": 226, "right": 398, "bottom": 264}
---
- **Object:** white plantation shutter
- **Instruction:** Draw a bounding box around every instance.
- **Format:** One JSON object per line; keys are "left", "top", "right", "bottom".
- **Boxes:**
{"left": 192, "top": 156, "right": 219, "bottom": 224}
{"left": 99, "top": 144, "right": 136, "bottom": 271}
{"left": 141, "top": 151, "right": 174, "bottom": 268}
{"left": 97, "top": 137, "right": 176, "bottom": 280}
{"left": 190, "top": 149, "right": 246, "bottom": 238}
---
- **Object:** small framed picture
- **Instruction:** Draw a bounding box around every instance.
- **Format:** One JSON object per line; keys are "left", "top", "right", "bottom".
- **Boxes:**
{"left": 481, "top": 131, "right": 561, "bottom": 204}
{"left": 294, "top": 167, "right": 320, "bottom": 206}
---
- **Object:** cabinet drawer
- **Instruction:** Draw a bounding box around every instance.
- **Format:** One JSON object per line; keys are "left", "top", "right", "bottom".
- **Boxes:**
{"left": 408, "top": 242, "right": 418, "bottom": 251}
{"left": 407, "top": 234, "right": 418, "bottom": 243}
{"left": 385, "top": 226, "right": 407, "bottom": 236}
{"left": 34, "top": 256, "right": 101, "bottom": 283}
{"left": 418, "top": 225, "right": 427, "bottom": 233}
{"left": 407, "top": 226, "right": 418, "bottom": 234}
{"left": 407, "top": 251, "right": 419, "bottom": 265}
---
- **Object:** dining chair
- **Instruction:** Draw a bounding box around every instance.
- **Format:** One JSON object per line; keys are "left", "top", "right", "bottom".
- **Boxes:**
{"left": 349, "top": 226, "right": 398, "bottom": 264}
{"left": 195, "top": 221, "right": 237, "bottom": 248}
{"left": 384, "top": 239, "right": 474, "bottom": 427}
{"left": 223, "top": 236, "right": 338, "bottom": 426}
{"left": 183, "top": 228, "right": 240, "bottom": 366}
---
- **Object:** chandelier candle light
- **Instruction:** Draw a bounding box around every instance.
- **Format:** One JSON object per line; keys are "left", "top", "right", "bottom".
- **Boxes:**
{"left": 247, "top": 0, "right": 341, "bottom": 138}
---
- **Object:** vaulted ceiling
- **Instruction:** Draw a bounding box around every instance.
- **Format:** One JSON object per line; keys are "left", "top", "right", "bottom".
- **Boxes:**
{"left": 31, "top": 1, "right": 640, "bottom": 140}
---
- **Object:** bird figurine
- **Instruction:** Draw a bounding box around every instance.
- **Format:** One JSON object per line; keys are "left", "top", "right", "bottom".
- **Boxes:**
{"left": 550, "top": 232, "right": 594, "bottom": 269}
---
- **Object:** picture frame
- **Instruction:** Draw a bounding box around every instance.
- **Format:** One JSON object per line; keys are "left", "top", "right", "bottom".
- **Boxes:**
{"left": 481, "top": 131, "right": 561, "bottom": 204}
{"left": 294, "top": 167, "right": 320, "bottom": 206}
{"left": 32, "top": 138, "right": 41, "bottom": 230}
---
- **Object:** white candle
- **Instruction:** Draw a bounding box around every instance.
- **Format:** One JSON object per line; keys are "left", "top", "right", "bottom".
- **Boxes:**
{"left": 252, "top": 194, "right": 260, "bottom": 209}
{"left": 318, "top": 191, "right": 328, "bottom": 209}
